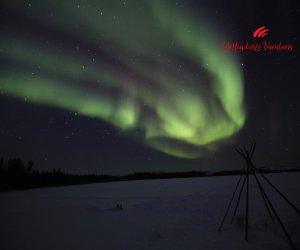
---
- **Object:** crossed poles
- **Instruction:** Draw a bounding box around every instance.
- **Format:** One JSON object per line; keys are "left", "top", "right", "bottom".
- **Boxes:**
{"left": 218, "top": 142, "right": 299, "bottom": 250}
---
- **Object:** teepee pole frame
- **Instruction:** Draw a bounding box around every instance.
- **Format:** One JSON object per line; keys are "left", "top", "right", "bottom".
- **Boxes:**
{"left": 218, "top": 142, "right": 299, "bottom": 250}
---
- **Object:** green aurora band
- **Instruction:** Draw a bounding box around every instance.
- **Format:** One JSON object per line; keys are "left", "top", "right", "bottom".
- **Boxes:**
{"left": 0, "top": 0, "right": 246, "bottom": 158}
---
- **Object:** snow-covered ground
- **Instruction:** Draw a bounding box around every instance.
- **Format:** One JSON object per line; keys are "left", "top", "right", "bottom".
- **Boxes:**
{"left": 0, "top": 172, "right": 299, "bottom": 250}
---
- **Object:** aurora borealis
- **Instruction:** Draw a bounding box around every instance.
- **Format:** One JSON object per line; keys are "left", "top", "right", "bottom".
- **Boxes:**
{"left": 0, "top": 0, "right": 245, "bottom": 158}
{"left": 1, "top": 0, "right": 299, "bottom": 174}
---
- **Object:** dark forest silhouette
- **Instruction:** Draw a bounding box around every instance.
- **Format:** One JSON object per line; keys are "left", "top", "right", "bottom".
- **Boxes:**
{"left": 0, "top": 156, "right": 299, "bottom": 192}
{"left": 0, "top": 157, "right": 118, "bottom": 191}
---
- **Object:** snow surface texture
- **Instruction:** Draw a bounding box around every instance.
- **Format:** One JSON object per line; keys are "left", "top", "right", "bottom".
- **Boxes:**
{"left": 0, "top": 173, "right": 299, "bottom": 250}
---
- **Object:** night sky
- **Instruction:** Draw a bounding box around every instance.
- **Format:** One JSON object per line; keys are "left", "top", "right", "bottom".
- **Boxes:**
{"left": 0, "top": 0, "right": 299, "bottom": 174}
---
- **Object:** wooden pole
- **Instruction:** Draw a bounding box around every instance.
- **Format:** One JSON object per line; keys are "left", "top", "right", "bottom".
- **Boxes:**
{"left": 230, "top": 175, "right": 247, "bottom": 224}
{"left": 252, "top": 172, "right": 275, "bottom": 223}
{"left": 218, "top": 173, "right": 244, "bottom": 231}
{"left": 251, "top": 167, "right": 297, "bottom": 250}
{"left": 251, "top": 163, "right": 300, "bottom": 215}
{"left": 245, "top": 162, "right": 249, "bottom": 241}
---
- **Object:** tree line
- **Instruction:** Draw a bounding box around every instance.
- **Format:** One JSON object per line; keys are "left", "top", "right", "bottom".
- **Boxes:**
{"left": 0, "top": 157, "right": 109, "bottom": 191}
{"left": 1, "top": 156, "right": 299, "bottom": 192}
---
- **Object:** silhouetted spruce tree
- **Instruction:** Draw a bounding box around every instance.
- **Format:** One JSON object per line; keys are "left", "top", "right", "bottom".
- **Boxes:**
{"left": 0, "top": 157, "right": 4, "bottom": 173}
{"left": 27, "top": 160, "right": 33, "bottom": 174}
{"left": 7, "top": 158, "right": 26, "bottom": 176}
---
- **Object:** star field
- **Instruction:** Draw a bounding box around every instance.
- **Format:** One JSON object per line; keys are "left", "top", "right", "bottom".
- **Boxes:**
{"left": 0, "top": 0, "right": 299, "bottom": 174}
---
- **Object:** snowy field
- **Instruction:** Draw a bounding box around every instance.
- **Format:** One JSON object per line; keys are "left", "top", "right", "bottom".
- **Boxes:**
{"left": 0, "top": 172, "right": 299, "bottom": 250}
